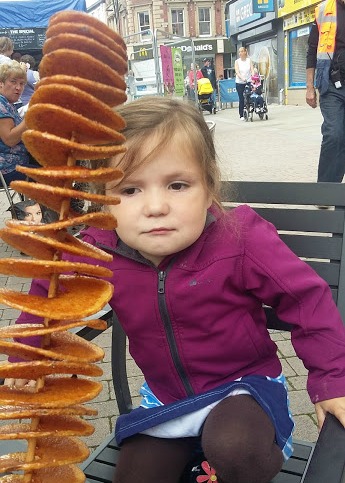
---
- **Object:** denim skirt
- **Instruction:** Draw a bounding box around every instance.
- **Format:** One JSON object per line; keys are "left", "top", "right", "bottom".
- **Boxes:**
{"left": 115, "top": 374, "right": 295, "bottom": 461}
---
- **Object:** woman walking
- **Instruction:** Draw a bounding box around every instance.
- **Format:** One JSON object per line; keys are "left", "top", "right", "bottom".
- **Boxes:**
{"left": 235, "top": 47, "right": 254, "bottom": 120}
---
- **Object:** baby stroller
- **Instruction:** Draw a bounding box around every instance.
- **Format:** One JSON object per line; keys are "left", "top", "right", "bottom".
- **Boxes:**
{"left": 197, "top": 77, "right": 216, "bottom": 115}
{"left": 243, "top": 78, "right": 268, "bottom": 122}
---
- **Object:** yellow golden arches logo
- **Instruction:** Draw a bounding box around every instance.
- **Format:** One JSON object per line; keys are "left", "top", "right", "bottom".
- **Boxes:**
{"left": 139, "top": 47, "right": 148, "bottom": 57}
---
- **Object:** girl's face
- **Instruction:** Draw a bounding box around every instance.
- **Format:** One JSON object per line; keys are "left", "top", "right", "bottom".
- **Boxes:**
{"left": 0, "top": 75, "right": 25, "bottom": 103}
{"left": 239, "top": 48, "right": 247, "bottom": 59}
{"left": 23, "top": 204, "right": 42, "bottom": 223}
{"left": 107, "top": 133, "right": 212, "bottom": 266}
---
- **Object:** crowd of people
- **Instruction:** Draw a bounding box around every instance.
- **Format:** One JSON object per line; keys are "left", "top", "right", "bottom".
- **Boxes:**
{"left": 185, "top": 58, "right": 217, "bottom": 103}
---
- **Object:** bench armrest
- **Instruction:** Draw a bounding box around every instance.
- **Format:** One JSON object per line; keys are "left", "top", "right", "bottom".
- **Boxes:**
{"left": 303, "top": 413, "right": 345, "bottom": 482}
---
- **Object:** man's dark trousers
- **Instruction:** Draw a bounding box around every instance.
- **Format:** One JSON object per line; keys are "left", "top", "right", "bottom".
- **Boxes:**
{"left": 318, "top": 82, "right": 345, "bottom": 182}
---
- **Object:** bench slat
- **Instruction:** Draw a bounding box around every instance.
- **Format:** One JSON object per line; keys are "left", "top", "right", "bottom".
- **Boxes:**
{"left": 307, "top": 260, "right": 339, "bottom": 286}
{"left": 223, "top": 180, "right": 345, "bottom": 206}
{"left": 254, "top": 208, "right": 345, "bottom": 234}
{"left": 85, "top": 460, "right": 116, "bottom": 482}
{"left": 271, "top": 473, "right": 303, "bottom": 483}
{"left": 279, "top": 456, "right": 309, "bottom": 477}
{"left": 280, "top": 234, "right": 342, "bottom": 260}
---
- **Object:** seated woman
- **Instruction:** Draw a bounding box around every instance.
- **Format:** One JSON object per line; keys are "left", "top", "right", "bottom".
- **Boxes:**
{"left": 0, "top": 61, "right": 32, "bottom": 185}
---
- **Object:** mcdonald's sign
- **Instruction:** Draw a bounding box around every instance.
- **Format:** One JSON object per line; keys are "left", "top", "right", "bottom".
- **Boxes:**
{"left": 133, "top": 44, "right": 153, "bottom": 60}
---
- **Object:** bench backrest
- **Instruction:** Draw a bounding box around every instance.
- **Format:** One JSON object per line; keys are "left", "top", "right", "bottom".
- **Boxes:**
{"left": 111, "top": 181, "right": 345, "bottom": 413}
{"left": 222, "top": 181, "right": 345, "bottom": 326}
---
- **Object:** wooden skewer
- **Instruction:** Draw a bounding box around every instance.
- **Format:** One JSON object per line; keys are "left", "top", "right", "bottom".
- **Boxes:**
{"left": 23, "top": 149, "right": 77, "bottom": 483}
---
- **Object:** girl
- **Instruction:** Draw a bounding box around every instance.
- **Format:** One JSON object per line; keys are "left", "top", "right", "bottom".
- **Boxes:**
{"left": 10, "top": 97, "right": 345, "bottom": 483}
{"left": 235, "top": 47, "right": 254, "bottom": 120}
{"left": 250, "top": 68, "right": 264, "bottom": 112}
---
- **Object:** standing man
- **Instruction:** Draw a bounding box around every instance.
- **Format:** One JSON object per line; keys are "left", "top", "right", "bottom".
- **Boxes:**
{"left": 201, "top": 58, "right": 217, "bottom": 112}
{"left": 306, "top": 0, "right": 345, "bottom": 182}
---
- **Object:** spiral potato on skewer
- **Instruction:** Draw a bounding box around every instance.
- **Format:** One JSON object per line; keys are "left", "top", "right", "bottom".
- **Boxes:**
{"left": 0, "top": 10, "right": 127, "bottom": 483}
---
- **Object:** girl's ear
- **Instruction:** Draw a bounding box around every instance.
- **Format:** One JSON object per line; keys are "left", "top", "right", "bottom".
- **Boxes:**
{"left": 206, "top": 191, "right": 213, "bottom": 209}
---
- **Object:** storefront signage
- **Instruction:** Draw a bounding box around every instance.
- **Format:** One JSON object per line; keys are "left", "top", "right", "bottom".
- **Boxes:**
{"left": 133, "top": 38, "right": 235, "bottom": 62}
{"left": 278, "top": 0, "right": 319, "bottom": 18}
{"left": 235, "top": 0, "right": 262, "bottom": 26}
{"left": 0, "top": 27, "right": 46, "bottom": 50}
{"left": 164, "top": 39, "right": 234, "bottom": 54}
{"left": 172, "top": 48, "right": 184, "bottom": 96}
{"left": 252, "top": 0, "right": 275, "bottom": 13}
{"left": 283, "top": 6, "right": 315, "bottom": 30}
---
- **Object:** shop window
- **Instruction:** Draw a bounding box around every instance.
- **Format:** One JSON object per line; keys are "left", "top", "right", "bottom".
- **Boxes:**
{"left": 289, "top": 27, "right": 310, "bottom": 87}
{"left": 198, "top": 8, "right": 211, "bottom": 36}
{"left": 171, "top": 9, "right": 184, "bottom": 36}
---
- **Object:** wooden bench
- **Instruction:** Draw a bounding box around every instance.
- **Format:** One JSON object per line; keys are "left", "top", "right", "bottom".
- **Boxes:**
{"left": 81, "top": 181, "right": 345, "bottom": 483}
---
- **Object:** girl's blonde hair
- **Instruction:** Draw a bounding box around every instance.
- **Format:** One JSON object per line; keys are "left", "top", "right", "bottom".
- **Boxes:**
{"left": 110, "top": 96, "right": 222, "bottom": 206}
{"left": 0, "top": 61, "right": 27, "bottom": 83}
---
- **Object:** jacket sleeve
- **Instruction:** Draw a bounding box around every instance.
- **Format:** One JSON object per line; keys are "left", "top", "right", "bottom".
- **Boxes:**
{"left": 306, "top": 22, "right": 318, "bottom": 69}
{"left": 239, "top": 205, "right": 345, "bottom": 403}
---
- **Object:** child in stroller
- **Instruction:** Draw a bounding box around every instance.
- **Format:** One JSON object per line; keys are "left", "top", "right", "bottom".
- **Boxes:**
{"left": 243, "top": 69, "right": 268, "bottom": 121}
{"left": 197, "top": 77, "right": 216, "bottom": 114}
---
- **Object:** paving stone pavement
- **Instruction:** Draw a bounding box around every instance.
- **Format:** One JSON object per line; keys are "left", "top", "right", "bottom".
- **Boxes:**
{"left": 0, "top": 104, "right": 326, "bottom": 455}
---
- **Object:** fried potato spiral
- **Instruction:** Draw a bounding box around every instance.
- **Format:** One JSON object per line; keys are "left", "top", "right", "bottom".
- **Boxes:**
{"left": 0, "top": 10, "right": 127, "bottom": 483}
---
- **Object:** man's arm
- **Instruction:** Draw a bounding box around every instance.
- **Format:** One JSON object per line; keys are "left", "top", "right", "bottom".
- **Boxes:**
{"left": 306, "top": 22, "right": 318, "bottom": 108}
{"left": 306, "top": 67, "right": 317, "bottom": 108}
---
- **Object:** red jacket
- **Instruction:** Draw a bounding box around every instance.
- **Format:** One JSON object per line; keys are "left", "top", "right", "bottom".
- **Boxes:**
{"left": 15, "top": 205, "right": 345, "bottom": 404}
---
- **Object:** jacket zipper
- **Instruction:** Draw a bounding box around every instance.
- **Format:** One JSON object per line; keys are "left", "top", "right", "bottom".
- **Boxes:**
{"left": 158, "top": 270, "right": 194, "bottom": 397}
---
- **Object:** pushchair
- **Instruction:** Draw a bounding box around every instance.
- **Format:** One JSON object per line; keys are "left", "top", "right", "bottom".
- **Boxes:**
{"left": 242, "top": 78, "right": 268, "bottom": 122}
{"left": 197, "top": 77, "right": 216, "bottom": 114}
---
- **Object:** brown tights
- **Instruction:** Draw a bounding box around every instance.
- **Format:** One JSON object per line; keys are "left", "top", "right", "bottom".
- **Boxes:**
{"left": 113, "top": 395, "right": 284, "bottom": 483}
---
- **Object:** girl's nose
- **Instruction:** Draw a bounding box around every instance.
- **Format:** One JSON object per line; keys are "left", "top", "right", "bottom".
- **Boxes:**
{"left": 143, "top": 191, "right": 169, "bottom": 216}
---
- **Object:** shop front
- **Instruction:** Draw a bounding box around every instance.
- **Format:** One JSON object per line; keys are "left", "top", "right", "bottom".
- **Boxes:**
{"left": 174, "top": 38, "right": 235, "bottom": 79}
{"left": 130, "top": 37, "right": 235, "bottom": 81}
{"left": 225, "top": 0, "right": 281, "bottom": 103}
{"left": 278, "top": 0, "right": 320, "bottom": 105}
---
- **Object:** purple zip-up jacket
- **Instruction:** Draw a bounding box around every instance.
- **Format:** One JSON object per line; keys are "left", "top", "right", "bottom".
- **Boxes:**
{"left": 13, "top": 205, "right": 345, "bottom": 404}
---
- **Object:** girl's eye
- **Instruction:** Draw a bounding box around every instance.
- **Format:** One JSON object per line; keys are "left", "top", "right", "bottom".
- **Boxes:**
{"left": 121, "top": 187, "right": 139, "bottom": 196}
{"left": 170, "top": 182, "right": 187, "bottom": 191}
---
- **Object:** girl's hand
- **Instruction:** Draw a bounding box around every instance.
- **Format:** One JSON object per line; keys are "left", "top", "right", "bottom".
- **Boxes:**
{"left": 4, "top": 378, "right": 36, "bottom": 388}
{"left": 315, "top": 397, "right": 345, "bottom": 430}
